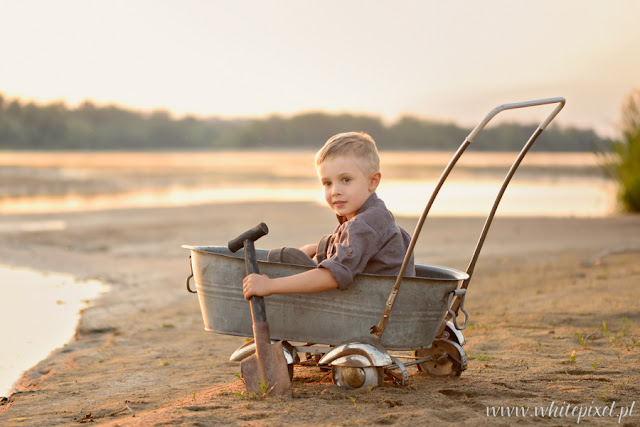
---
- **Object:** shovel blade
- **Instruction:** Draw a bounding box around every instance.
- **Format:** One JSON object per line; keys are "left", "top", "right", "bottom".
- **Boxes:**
{"left": 241, "top": 340, "right": 292, "bottom": 397}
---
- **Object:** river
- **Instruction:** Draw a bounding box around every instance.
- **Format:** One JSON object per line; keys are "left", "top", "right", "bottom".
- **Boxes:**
{"left": 0, "top": 150, "right": 618, "bottom": 217}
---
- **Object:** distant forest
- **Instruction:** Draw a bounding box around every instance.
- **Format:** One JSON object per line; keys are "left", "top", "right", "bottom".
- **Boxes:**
{"left": 0, "top": 93, "right": 610, "bottom": 152}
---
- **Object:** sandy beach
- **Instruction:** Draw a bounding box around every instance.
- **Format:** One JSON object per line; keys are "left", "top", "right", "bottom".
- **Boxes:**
{"left": 0, "top": 200, "right": 638, "bottom": 426}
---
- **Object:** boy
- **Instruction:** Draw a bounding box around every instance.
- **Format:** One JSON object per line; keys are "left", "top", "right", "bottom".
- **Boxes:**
{"left": 242, "top": 131, "right": 415, "bottom": 299}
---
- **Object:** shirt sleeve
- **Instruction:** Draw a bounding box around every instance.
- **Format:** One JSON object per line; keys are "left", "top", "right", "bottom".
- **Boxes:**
{"left": 318, "top": 219, "right": 380, "bottom": 290}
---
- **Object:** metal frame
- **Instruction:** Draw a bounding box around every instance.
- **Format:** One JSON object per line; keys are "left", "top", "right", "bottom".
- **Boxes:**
{"left": 372, "top": 97, "right": 566, "bottom": 338}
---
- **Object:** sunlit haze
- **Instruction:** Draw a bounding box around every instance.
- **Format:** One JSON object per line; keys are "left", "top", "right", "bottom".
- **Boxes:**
{"left": 2, "top": 0, "right": 639, "bottom": 138}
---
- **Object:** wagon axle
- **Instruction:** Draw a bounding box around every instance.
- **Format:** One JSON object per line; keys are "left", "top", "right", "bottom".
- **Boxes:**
{"left": 228, "top": 320, "right": 468, "bottom": 390}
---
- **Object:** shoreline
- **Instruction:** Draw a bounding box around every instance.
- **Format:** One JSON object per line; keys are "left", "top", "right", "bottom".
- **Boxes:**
{"left": 1, "top": 202, "right": 639, "bottom": 425}
{"left": 0, "top": 266, "right": 106, "bottom": 398}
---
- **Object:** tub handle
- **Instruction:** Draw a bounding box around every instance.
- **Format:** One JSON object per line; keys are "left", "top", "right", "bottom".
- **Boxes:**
{"left": 186, "top": 256, "right": 197, "bottom": 294}
{"left": 447, "top": 289, "right": 468, "bottom": 330}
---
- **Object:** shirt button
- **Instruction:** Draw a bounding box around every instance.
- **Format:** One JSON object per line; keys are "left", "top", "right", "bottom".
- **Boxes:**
{"left": 347, "top": 249, "right": 353, "bottom": 256}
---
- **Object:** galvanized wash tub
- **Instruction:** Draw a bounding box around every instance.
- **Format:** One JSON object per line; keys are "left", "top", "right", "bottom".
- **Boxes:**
{"left": 184, "top": 245, "right": 469, "bottom": 351}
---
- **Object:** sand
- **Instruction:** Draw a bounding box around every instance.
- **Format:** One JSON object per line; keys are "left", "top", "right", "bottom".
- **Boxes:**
{"left": 1, "top": 202, "right": 639, "bottom": 426}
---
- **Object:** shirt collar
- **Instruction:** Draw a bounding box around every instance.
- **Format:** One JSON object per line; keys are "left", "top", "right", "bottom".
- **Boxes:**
{"left": 336, "top": 192, "right": 379, "bottom": 225}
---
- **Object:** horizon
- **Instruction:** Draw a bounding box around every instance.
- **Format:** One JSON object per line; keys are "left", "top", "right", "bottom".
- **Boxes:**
{"left": 0, "top": 91, "right": 607, "bottom": 142}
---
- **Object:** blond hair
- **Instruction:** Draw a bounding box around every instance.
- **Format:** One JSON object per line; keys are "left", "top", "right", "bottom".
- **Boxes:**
{"left": 315, "top": 131, "right": 380, "bottom": 176}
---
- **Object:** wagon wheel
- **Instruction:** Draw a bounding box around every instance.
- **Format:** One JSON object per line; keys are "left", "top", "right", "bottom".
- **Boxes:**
{"left": 415, "top": 339, "right": 467, "bottom": 377}
{"left": 331, "top": 366, "right": 383, "bottom": 390}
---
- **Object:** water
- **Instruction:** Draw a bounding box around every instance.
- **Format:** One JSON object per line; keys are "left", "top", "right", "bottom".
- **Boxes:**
{"left": 0, "top": 151, "right": 618, "bottom": 217}
{"left": 0, "top": 267, "right": 105, "bottom": 397}
{"left": 379, "top": 176, "right": 616, "bottom": 217}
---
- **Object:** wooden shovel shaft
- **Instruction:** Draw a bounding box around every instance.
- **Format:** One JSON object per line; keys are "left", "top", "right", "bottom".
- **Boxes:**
{"left": 244, "top": 239, "right": 267, "bottom": 323}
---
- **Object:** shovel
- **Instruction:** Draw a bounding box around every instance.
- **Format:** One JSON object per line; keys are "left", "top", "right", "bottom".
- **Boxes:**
{"left": 228, "top": 222, "right": 293, "bottom": 397}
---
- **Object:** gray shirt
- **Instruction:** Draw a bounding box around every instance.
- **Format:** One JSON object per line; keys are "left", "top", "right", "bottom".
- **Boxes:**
{"left": 319, "top": 193, "right": 416, "bottom": 289}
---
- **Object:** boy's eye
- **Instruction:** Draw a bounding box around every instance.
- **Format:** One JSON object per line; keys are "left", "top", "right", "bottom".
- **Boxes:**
{"left": 342, "top": 177, "right": 351, "bottom": 183}
{"left": 322, "top": 181, "right": 331, "bottom": 187}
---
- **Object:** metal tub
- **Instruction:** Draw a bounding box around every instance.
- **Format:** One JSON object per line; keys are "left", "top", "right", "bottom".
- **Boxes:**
{"left": 184, "top": 246, "right": 468, "bottom": 351}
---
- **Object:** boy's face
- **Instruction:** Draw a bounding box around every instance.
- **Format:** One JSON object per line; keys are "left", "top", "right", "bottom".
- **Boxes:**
{"left": 317, "top": 155, "right": 380, "bottom": 220}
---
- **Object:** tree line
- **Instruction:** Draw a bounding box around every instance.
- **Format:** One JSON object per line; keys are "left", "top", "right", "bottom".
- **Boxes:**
{"left": 0, "top": 93, "right": 609, "bottom": 151}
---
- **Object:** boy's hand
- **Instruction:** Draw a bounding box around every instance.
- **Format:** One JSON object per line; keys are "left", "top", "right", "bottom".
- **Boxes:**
{"left": 299, "top": 243, "right": 317, "bottom": 258}
{"left": 242, "top": 273, "right": 272, "bottom": 300}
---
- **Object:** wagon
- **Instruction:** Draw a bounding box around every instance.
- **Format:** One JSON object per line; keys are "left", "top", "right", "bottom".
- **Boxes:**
{"left": 184, "top": 97, "right": 566, "bottom": 390}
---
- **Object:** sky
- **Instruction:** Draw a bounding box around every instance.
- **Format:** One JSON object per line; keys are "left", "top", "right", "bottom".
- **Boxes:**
{"left": 1, "top": 0, "right": 639, "bottom": 138}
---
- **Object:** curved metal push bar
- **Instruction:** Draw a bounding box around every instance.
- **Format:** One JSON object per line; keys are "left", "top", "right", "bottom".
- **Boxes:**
{"left": 466, "top": 97, "right": 565, "bottom": 142}
{"left": 371, "top": 97, "right": 566, "bottom": 339}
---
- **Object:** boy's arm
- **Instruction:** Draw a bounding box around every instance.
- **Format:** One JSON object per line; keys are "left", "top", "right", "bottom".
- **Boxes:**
{"left": 242, "top": 268, "right": 337, "bottom": 300}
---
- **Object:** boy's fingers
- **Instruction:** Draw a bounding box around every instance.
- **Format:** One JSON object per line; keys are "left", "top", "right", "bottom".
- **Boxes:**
{"left": 242, "top": 275, "right": 251, "bottom": 300}
{"left": 241, "top": 274, "right": 267, "bottom": 300}
{"left": 243, "top": 285, "right": 252, "bottom": 300}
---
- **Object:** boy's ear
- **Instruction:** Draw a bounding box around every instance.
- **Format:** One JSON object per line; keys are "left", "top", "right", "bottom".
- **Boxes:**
{"left": 368, "top": 171, "right": 381, "bottom": 192}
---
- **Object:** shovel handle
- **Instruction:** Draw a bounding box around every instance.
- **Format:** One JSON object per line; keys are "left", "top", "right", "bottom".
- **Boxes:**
{"left": 228, "top": 223, "right": 270, "bottom": 323}
{"left": 229, "top": 223, "right": 269, "bottom": 252}
{"left": 243, "top": 239, "right": 268, "bottom": 323}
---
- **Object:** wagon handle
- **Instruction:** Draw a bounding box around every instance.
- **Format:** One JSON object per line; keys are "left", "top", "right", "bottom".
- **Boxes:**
{"left": 371, "top": 97, "right": 565, "bottom": 340}
{"left": 450, "top": 97, "right": 566, "bottom": 317}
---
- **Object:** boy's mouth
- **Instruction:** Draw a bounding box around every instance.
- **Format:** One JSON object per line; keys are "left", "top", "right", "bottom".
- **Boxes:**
{"left": 333, "top": 201, "right": 346, "bottom": 209}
